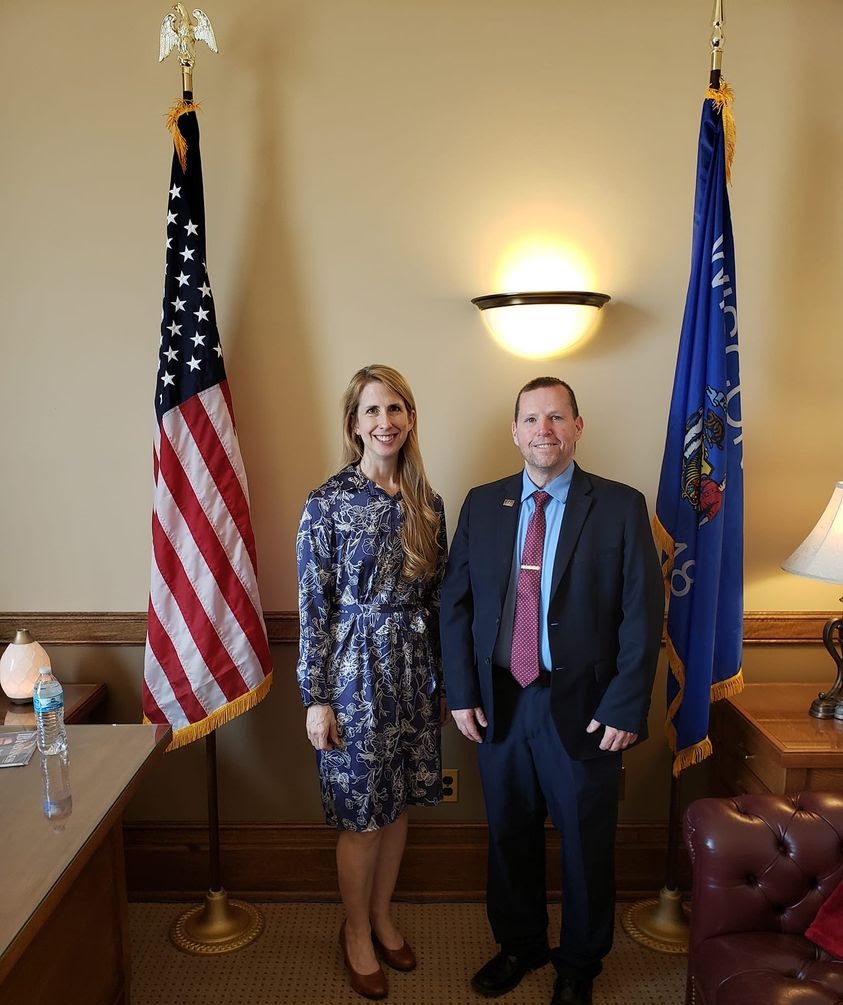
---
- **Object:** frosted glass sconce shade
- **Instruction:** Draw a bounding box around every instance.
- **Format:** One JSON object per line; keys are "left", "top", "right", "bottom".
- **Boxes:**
{"left": 472, "top": 291, "right": 610, "bottom": 359}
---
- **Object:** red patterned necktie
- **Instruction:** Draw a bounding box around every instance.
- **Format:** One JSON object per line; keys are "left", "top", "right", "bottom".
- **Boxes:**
{"left": 510, "top": 490, "right": 551, "bottom": 687}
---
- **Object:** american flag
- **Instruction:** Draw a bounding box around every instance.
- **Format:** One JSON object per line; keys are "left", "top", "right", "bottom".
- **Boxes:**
{"left": 143, "top": 103, "right": 272, "bottom": 749}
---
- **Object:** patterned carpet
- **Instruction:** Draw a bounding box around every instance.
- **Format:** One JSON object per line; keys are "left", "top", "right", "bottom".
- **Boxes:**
{"left": 129, "top": 900, "right": 686, "bottom": 1004}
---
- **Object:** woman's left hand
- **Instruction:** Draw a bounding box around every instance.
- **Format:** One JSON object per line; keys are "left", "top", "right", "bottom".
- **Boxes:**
{"left": 306, "top": 704, "right": 341, "bottom": 750}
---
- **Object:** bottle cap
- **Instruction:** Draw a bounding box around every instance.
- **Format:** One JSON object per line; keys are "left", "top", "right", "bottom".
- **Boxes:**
{"left": 38, "top": 666, "right": 51, "bottom": 674}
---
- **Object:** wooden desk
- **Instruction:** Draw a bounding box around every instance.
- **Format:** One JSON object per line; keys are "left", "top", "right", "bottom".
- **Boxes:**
{"left": 711, "top": 683, "right": 843, "bottom": 795}
{"left": 0, "top": 723, "right": 170, "bottom": 1005}
{"left": 1, "top": 682, "right": 108, "bottom": 727}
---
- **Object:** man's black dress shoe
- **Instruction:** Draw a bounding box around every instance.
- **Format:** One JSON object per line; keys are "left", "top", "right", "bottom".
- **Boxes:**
{"left": 551, "top": 973, "right": 593, "bottom": 1005}
{"left": 471, "top": 949, "right": 550, "bottom": 997}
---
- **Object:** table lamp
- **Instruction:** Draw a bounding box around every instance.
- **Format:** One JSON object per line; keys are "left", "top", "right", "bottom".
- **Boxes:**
{"left": 0, "top": 629, "right": 51, "bottom": 703}
{"left": 782, "top": 482, "right": 843, "bottom": 719}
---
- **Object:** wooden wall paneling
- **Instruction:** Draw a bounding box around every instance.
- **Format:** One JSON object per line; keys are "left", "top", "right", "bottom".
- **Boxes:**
{"left": 2, "top": 609, "right": 822, "bottom": 902}
{"left": 123, "top": 821, "right": 684, "bottom": 903}
{"left": 0, "top": 611, "right": 833, "bottom": 646}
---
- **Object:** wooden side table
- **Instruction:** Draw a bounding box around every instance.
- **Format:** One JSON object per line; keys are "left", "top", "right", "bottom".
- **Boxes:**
{"left": 1, "top": 683, "right": 107, "bottom": 727}
{"left": 710, "top": 682, "right": 843, "bottom": 795}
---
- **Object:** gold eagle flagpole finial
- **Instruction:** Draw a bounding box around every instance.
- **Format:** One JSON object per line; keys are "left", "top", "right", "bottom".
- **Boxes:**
{"left": 159, "top": 4, "right": 218, "bottom": 97}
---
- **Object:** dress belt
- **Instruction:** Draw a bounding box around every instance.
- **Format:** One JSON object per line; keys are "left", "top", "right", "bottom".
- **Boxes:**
{"left": 531, "top": 671, "right": 553, "bottom": 688}
{"left": 346, "top": 603, "right": 425, "bottom": 615}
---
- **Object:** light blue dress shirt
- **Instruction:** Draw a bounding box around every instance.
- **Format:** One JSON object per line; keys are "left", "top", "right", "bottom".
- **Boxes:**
{"left": 492, "top": 463, "right": 574, "bottom": 672}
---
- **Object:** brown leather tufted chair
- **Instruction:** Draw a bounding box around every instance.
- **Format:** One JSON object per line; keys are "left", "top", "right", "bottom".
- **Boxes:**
{"left": 683, "top": 790, "right": 843, "bottom": 1005}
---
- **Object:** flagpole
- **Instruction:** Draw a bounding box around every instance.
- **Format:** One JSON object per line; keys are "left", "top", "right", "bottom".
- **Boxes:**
{"left": 170, "top": 733, "right": 264, "bottom": 954}
{"left": 622, "top": 0, "right": 732, "bottom": 953}
{"left": 156, "top": 5, "right": 264, "bottom": 955}
{"left": 709, "top": 0, "right": 724, "bottom": 90}
{"left": 620, "top": 730, "right": 690, "bottom": 954}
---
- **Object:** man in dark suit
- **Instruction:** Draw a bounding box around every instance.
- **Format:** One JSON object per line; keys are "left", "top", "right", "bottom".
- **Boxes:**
{"left": 440, "top": 377, "right": 663, "bottom": 1005}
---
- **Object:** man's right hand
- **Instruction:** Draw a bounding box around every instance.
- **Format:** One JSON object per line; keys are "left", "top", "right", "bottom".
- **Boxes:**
{"left": 451, "top": 707, "right": 487, "bottom": 743}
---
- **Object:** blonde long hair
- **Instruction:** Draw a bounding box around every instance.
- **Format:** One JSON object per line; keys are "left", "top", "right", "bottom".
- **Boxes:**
{"left": 342, "top": 364, "right": 441, "bottom": 581}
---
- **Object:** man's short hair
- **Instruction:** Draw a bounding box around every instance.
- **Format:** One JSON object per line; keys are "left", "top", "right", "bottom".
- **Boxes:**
{"left": 514, "top": 377, "right": 579, "bottom": 421}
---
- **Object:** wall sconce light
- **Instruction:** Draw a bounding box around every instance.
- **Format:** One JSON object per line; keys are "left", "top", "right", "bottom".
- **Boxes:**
{"left": 472, "top": 291, "right": 610, "bottom": 359}
{"left": 0, "top": 629, "right": 51, "bottom": 703}
{"left": 782, "top": 481, "right": 843, "bottom": 719}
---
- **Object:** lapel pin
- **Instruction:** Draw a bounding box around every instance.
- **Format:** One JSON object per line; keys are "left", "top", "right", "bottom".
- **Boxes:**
{"left": 503, "top": 498, "right": 516, "bottom": 507}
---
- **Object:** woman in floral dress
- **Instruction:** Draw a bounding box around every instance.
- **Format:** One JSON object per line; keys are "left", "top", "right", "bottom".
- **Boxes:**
{"left": 297, "top": 364, "right": 446, "bottom": 999}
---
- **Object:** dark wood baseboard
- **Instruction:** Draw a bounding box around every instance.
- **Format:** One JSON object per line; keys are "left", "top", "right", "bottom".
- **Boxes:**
{"left": 0, "top": 610, "right": 833, "bottom": 647}
{"left": 124, "top": 820, "right": 687, "bottom": 902}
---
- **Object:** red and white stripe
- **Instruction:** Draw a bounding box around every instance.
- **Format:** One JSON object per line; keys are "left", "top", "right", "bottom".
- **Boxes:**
{"left": 143, "top": 382, "right": 272, "bottom": 740}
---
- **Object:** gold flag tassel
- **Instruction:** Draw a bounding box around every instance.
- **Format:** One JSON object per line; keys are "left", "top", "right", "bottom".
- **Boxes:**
{"left": 165, "top": 98, "right": 201, "bottom": 173}
{"left": 705, "top": 81, "right": 736, "bottom": 184}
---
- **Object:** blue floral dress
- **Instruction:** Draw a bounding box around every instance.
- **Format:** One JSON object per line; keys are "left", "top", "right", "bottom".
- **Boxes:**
{"left": 296, "top": 464, "right": 446, "bottom": 831}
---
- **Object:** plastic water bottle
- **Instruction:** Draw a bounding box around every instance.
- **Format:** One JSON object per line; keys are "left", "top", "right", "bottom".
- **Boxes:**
{"left": 41, "top": 750, "right": 72, "bottom": 830}
{"left": 33, "top": 667, "right": 67, "bottom": 754}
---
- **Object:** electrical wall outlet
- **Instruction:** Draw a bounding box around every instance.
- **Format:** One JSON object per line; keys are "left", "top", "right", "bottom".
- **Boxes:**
{"left": 442, "top": 768, "right": 459, "bottom": 802}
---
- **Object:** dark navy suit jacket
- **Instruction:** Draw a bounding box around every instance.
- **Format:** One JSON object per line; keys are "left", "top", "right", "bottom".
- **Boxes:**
{"left": 440, "top": 463, "right": 664, "bottom": 759}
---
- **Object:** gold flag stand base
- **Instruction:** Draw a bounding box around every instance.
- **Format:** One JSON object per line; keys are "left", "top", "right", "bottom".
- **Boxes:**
{"left": 170, "top": 888, "right": 264, "bottom": 955}
{"left": 620, "top": 887, "right": 689, "bottom": 954}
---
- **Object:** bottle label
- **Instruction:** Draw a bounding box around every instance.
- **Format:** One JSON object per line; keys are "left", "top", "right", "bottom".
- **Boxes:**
{"left": 33, "top": 694, "right": 64, "bottom": 714}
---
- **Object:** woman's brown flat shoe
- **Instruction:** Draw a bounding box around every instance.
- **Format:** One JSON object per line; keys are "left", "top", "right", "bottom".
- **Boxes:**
{"left": 372, "top": 934, "right": 417, "bottom": 972}
{"left": 339, "top": 923, "right": 388, "bottom": 1000}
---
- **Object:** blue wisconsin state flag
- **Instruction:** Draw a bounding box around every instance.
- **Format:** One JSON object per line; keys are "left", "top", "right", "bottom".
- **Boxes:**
{"left": 655, "top": 85, "right": 744, "bottom": 775}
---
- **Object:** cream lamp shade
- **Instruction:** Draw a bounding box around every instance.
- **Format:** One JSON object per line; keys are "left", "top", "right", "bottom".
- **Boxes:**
{"left": 781, "top": 482, "right": 843, "bottom": 719}
{"left": 0, "top": 629, "right": 51, "bottom": 703}
{"left": 782, "top": 482, "right": 843, "bottom": 583}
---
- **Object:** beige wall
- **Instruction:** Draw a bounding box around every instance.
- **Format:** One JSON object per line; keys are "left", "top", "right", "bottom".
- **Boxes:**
{"left": 2, "top": 1, "right": 841, "bottom": 824}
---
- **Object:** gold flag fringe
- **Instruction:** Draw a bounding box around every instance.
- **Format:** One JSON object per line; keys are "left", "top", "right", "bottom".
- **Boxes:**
{"left": 671, "top": 737, "right": 713, "bottom": 776}
{"left": 664, "top": 633, "right": 686, "bottom": 726}
{"left": 705, "top": 81, "right": 736, "bottom": 184}
{"left": 652, "top": 514, "right": 676, "bottom": 584}
{"left": 711, "top": 668, "right": 745, "bottom": 703}
{"left": 664, "top": 619, "right": 745, "bottom": 776}
{"left": 165, "top": 99, "right": 201, "bottom": 173}
{"left": 143, "top": 671, "right": 273, "bottom": 751}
